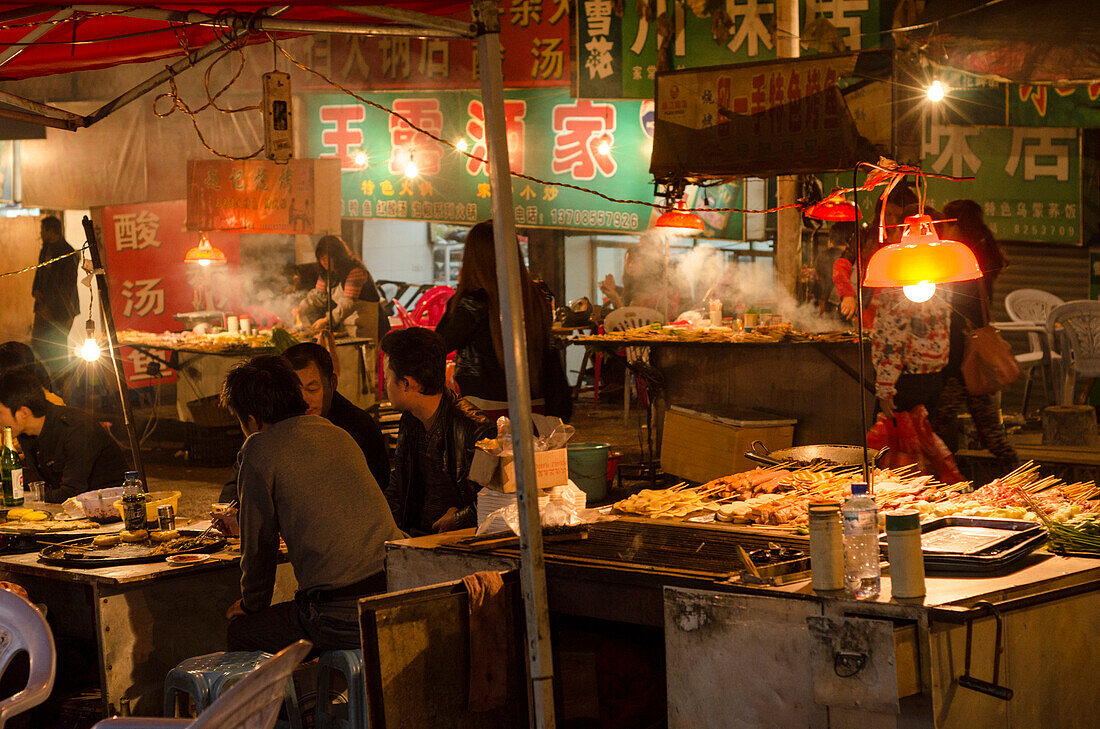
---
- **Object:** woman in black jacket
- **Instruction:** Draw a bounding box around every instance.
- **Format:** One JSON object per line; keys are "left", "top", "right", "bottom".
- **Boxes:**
{"left": 931, "top": 199, "right": 1019, "bottom": 473}
{"left": 437, "top": 220, "right": 554, "bottom": 418}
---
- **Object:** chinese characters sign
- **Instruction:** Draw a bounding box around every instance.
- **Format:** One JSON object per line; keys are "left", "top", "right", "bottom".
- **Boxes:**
{"left": 579, "top": 0, "right": 881, "bottom": 99}
{"left": 100, "top": 201, "right": 240, "bottom": 386}
{"left": 306, "top": 89, "right": 750, "bottom": 239}
{"left": 294, "top": 0, "right": 569, "bottom": 91}
{"left": 922, "top": 124, "right": 1082, "bottom": 244}
{"left": 186, "top": 160, "right": 315, "bottom": 234}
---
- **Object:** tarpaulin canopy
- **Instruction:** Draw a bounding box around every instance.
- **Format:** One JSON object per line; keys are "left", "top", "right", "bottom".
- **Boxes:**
{"left": 0, "top": 3, "right": 472, "bottom": 80}
{"left": 907, "top": 0, "right": 1100, "bottom": 85}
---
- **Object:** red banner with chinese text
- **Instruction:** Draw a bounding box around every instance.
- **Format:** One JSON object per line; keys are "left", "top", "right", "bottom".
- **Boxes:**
{"left": 294, "top": 0, "right": 570, "bottom": 90}
{"left": 100, "top": 200, "right": 240, "bottom": 387}
{"left": 185, "top": 160, "right": 316, "bottom": 234}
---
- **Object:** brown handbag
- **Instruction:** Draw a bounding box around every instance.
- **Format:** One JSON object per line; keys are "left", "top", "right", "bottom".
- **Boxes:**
{"left": 961, "top": 291, "right": 1021, "bottom": 396}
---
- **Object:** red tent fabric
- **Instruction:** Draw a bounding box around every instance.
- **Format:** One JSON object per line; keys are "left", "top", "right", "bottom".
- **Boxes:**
{"left": 0, "top": 3, "right": 472, "bottom": 79}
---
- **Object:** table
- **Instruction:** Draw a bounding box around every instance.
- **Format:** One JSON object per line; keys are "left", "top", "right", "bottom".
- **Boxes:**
{"left": 0, "top": 550, "right": 297, "bottom": 716}
{"left": 121, "top": 337, "right": 377, "bottom": 419}
{"left": 383, "top": 521, "right": 1100, "bottom": 728}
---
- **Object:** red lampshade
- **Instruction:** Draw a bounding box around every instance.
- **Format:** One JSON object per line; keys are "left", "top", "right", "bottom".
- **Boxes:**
{"left": 654, "top": 200, "right": 705, "bottom": 234}
{"left": 863, "top": 214, "right": 982, "bottom": 288}
{"left": 184, "top": 234, "right": 227, "bottom": 267}
{"left": 804, "top": 196, "right": 862, "bottom": 221}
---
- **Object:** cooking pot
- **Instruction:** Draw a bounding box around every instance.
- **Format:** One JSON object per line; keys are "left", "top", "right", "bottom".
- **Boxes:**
{"left": 744, "top": 441, "right": 889, "bottom": 468}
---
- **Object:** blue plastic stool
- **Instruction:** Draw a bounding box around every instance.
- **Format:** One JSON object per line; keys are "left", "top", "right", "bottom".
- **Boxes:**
{"left": 163, "top": 650, "right": 303, "bottom": 729}
{"left": 315, "top": 649, "right": 366, "bottom": 729}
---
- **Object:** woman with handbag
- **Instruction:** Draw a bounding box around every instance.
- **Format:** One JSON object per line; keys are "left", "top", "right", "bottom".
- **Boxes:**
{"left": 930, "top": 199, "right": 1019, "bottom": 473}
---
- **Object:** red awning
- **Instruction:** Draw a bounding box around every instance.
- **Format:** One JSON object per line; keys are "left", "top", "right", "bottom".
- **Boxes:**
{"left": 0, "top": 3, "right": 473, "bottom": 80}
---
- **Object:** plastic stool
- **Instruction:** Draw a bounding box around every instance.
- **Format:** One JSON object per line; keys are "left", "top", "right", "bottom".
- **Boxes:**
{"left": 164, "top": 650, "right": 303, "bottom": 729}
{"left": 316, "top": 649, "right": 366, "bottom": 729}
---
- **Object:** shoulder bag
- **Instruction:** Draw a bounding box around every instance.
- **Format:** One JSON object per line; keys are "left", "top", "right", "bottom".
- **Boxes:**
{"left": 961, "top": 290, "right": 1021, "bottom": 396}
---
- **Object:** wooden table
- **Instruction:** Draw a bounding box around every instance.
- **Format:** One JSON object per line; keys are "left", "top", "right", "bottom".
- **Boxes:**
{"left": 0, "top": 549, "right": 297, "bottom": 716}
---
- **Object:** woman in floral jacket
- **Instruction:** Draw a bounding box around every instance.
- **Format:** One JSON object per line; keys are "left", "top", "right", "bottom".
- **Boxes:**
{"left": 870, "top": 286, "right": 951, "bottom": 418}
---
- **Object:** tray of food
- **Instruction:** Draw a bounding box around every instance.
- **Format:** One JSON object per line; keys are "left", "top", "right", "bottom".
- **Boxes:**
{"left": 0, "top": 507, "right": 102, "bottom": 535}
{"left": 38, "top": 529, "right": 226, "bottom": 567}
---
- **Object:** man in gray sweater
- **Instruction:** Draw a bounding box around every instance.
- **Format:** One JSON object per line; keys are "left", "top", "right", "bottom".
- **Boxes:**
{"left": 221, "top": 355, "right": 404, "bottom": 655}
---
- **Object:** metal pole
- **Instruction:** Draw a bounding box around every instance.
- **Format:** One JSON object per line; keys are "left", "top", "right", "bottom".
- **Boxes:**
{"left": 775, "top": 0, "right": 801, "bottom": 297}
{"left": 473, "top": 2, "right": 555, "bottom": 727}
{"left": 82, "top": 216, "right": 147, "bottom": 488}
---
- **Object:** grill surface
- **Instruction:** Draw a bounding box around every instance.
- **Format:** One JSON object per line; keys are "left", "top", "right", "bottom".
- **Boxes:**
{"left": 524, "top": 520, "right": 809, "bottom": 576}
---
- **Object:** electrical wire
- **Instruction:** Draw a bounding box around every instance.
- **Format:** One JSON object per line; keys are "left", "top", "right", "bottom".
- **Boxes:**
{"left": 0, "top": 244, "right": 86, "bottom": 279}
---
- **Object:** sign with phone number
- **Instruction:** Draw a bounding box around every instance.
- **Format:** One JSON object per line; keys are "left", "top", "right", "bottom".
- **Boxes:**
{"left": 304, "top": 89, "right": 747, "bottom": 239}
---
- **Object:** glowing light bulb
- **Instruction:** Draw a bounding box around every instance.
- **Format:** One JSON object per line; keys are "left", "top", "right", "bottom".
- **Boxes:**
{"left": 79, "top": 338, "right": 101, "bottom": 362}
{"left": 926, "top": 80, "right": 946, "bottom": 102}
{"left": 455, "top": 138, "right": 468, "bottom": 153}
{"left": 354, "top": 151, "right": 368, "bottom": 167}
{"left": 596, "top": 136, "right": 611, "bottom": 156}
{"left": 199, "top": 259, "right": 211, "bottom": 267}
{"left": 404, "top": 157, "right": 418, "bottom": 179}
{"left": 903, "top": 281, "right": 937, "bottom": 303}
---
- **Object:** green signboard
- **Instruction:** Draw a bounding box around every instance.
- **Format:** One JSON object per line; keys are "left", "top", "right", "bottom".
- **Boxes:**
{"left": 922, "top": 124, "right": 1081, "bottom": 244}
{"left": 578, "top": 0, "right": 881, "bottom": 99}
{"left": 304, "top": 90, "right": 747, "bottom": 238}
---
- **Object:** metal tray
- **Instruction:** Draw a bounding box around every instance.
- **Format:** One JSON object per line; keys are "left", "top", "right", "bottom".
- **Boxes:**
{"left": 38, "top": 535, "right": 226, "bottom": 567}
{"left": 892, "top": 517, "right": 1047, "bottom": 574}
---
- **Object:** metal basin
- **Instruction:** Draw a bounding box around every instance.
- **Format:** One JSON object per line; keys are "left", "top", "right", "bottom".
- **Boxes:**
{"left": 744, "top": 440, "right": 889, "bottom": 468}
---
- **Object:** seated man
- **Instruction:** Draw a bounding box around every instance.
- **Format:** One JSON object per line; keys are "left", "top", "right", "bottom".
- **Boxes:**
{"left": 381, "top": 328, "right": 492, "bottom": 535}
{"left": 221, "top": 355, "right": 403, "bottom": 655}
{"left": 0, "top": 369, "right": 127, "bottom": 502}
{"left": 217, "top": 342, "right": 390, "bottom": 503}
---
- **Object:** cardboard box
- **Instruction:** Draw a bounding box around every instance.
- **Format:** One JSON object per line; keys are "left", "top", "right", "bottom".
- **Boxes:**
{"left": 660, "top": 405, "right": 796, "bottom": 484}
{"left": 470, "top": 447, "right": 569, "bottom": 494}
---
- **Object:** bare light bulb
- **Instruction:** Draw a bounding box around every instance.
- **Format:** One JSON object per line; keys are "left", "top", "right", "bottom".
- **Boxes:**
{"left": 198, "top": 259, "right": 211, "bottom": 267}
{"left": 404, "top": 157, "right": 418, "bottom": 178}
{"left": 926, "top": 80, "right": 946, "bottom": 102}
{"left": 354, "top": 151, "right": 368, "bottom": 167}
{"left": 596, "top": 136, "right": 611, "bottom": 155}
{"left": 455, "top": 138, "right": 468, "bottom": 153}
{"left": 903, "top": 281, "right": 937, "bottom": 303}
{"left": 79, "top": 338, "right": 101, "bottom": 362}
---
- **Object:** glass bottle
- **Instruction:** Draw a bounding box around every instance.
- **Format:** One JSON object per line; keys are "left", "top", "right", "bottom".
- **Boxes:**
{"left": 1, "top": 427, "right": 24, "bottom": 507}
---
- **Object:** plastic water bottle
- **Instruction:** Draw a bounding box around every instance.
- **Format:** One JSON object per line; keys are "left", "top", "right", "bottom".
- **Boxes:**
{"left": 842, "top": 482, "right": 881, "bottom": 599}
{"left": 121, "top": 471, "right": 146, "bottom": 531}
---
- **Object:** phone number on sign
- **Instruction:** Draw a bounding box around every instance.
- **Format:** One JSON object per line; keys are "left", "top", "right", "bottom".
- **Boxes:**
{"left": 549, "top": 208, "right": 641, "bottom": 230}
{"left": 1010, "top": 223, "right": 1076, "bottom": 238}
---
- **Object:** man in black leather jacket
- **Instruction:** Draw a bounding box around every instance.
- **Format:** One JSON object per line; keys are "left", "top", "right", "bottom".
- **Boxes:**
{"left": 381, "top": 328, "right": 492, "bottom": 535}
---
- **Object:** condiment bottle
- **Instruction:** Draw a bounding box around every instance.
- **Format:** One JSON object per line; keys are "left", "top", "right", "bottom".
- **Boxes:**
{"left": 808, "top": 501, "right": 844, "bottom": 591}
{"left": 708, "top": 299, "right": 723, "bottom": 327}
{"left": 885, "top": 510, "right": 925, "bottom": 599}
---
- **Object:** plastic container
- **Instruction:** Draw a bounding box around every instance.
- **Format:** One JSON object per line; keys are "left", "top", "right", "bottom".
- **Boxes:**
{"left": 886, "top": 510, "right": 926, "bottom": 598}
{"left": 113, "top": 490, "right": 182, "bottom": 526}
{"left": 566, "top": 443, "right": 610, "bottom": 501}
{"left": 842, "top": 482, "right": 881, "bottom": 600}
{"left": 73, "top": 486, "right": 127, "bottom": 521}
{"left": 808, "top": 501, "right": 845, "bottom": 591}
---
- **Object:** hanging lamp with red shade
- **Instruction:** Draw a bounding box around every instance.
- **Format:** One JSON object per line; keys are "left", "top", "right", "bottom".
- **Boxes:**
{"left": 184, "top": 233, "right": 227, "bottom": 267}
{"left": 804, "top": 192, "right": 862, "bottom": 221}
{"left": 654, "top": 199, "right": 705, "bottom": 234}
{"left": 862, "top": 213, "right": 982, "bottom": 302}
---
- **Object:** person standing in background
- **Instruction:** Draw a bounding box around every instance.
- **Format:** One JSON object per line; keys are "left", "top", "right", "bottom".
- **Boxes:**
{"left": 30, "top": 216, "right": 78, "bottom": 383}
{"left": 814, "top": 221, "right": 854, "bottom": 316}
{"left": 931, "top": 199, "right": 1019, "bottom": 472}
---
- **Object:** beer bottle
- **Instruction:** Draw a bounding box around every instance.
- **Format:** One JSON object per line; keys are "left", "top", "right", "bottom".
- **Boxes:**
{"left": 2, "top": 426, "right": 24, "bottom": 507}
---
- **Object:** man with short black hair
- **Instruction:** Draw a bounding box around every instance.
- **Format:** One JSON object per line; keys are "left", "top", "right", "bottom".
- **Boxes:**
{"left": 31, "top": 216, "right": 79, "bottom": 381}
{"left": 221, "top": 355, "right": 403, "bottom": 655}
{"left": 284, "top": 342, "right": 389, "bottom": 485}
{"left": 381, "top": 328, "right": 492, "bottom": 535}
{"left": 0, "top": 369, "right": 126, "bottom": 502}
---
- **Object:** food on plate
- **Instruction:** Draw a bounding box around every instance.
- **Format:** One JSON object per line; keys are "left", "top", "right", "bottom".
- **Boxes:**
{"left": 121, "top": 529, "right": 149, "bottom": 542}
{"left": 20, "top": 510, "right": 48, "bottom": 522}
{"left": 150, "top": 529, "right": 180, "bottom": 542}
{"left": 5, "top": 508, "right": 30, "bottom": 520}
{"left": 92, "top": 534, "right": 122, "bottom": 548}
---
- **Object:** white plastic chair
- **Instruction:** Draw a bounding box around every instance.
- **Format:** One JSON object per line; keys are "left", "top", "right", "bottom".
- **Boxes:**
{"left": 1005, "top": 288, "right": 1064, "bottom": 413}
{"left": 601, "top": 306, "right": 665, "bottom": 423}
{"left": 91, "top": 640, "right": 311, "bottom": 729}
{"left": 1046, "top": 301, "right": 1100, "bottom": 405}
{"left": 0, "top": 589, "right": 55, "bottom": 729}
